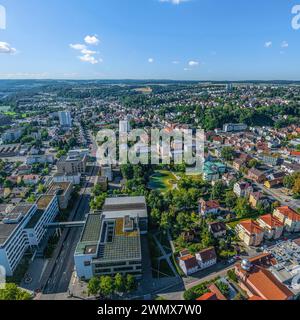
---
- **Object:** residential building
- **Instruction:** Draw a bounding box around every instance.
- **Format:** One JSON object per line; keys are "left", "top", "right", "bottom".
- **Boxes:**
{"left": 257, "top": 214, "right": 284, "bottom": 240}
{"left": 208, "top": 221, "right": 227, "bottom": 238}
{"left": 236, "top": 220, "right": 264, "bottom": 247}
{"left": 273, "top": 206, "right": 300, "bottom": 233}
{"left": 199, "top": 199, "right": 220, "bottom": 216}
{"left": 58, "top": 111, "right": 72, "bottom": 127}
{"left": 247, "top": 168, "right": 266, "bottom": 183}
{"left": 26, "top": 154, "right": 54, "bottom": 165}
{"left": 195, "top": 247, "right": 217, "bottom": 270}
{"left": 57, "top": 150, "right": 88, "bottom": 175}
{"left": 223, "top": 123, "right": 247, "bottom": 133}
{"left": 1, "top": 128, "right": 23, "bottom": 144}
{"left": 179, "top": 254, "right": 199, "bottom": 276}
{"left": 233, "top": 181, "right": 253, "bottom": 198}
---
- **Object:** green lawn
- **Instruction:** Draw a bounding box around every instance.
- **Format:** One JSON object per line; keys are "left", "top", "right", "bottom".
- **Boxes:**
{"left": 148, "top": 170, "right": 178, "bottom": 192}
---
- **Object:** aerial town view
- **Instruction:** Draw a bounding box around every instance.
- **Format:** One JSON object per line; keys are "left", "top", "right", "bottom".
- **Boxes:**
{"left": 0, "top": 0, "right": 300, "bottom": 316}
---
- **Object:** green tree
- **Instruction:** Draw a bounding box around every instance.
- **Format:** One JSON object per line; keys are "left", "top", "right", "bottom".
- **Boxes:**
{"left": 99, "top": 276, "right": 114, "bottom": 297}
{"left": 114, "top": 273, "right": 125, "bottom": 293}
{"left": 87, "top": 277, "right": 100, "bottom": 296}
{"left": 235, "top": 198, "right": 251, "bottom": 218}
{"left": 221, "top": 147, "right": 235, "bottom": 161}
{"left": 0, "top": 283, "right": 32, "bottom": 300}
{"left": 225, "top": 191, "right": 237, "bottom": 208}
{"left": 125, "top": 274, "right": 136, "bottom": 292}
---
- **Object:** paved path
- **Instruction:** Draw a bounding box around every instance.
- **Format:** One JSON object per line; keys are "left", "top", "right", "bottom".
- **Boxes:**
{"left": 152, "top": 233, "right": 179, "bottom": 279}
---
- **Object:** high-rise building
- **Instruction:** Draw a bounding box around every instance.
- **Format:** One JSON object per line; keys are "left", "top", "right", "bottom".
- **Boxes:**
{"left": 119, "top": 120, "right": 130, "bottom": 134}
{"left": 58, "top": 111, "right": 72, "bottom": 127}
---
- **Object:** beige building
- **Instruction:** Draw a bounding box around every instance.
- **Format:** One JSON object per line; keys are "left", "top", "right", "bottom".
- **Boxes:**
{"left": 257, "top": 214, "right": 284, "bottom": 240}
{"left": 273, "top": 206, "right": 300, "bottom": 233}
{"left": 47, "top": 182, "right": 73, "bottom": 209}
{"left": 57, "top": 150, "right": 87, "bottom": 175}
{"left": 236, "top": 220, "right": 264, "bottom": 247}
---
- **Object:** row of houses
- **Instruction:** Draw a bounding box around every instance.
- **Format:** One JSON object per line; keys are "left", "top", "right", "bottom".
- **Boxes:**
{"left": 236, "top": 206, "right": 300, "bottom": 247}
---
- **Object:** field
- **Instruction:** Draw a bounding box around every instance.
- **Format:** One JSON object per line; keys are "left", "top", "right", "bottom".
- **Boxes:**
{"left": 148, "top": 170, "right": 178, "bottom": 192}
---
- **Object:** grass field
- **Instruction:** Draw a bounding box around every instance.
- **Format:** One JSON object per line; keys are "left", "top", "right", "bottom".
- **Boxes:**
{"left": 148, "top": 170, "right": 178, "bottom": 192}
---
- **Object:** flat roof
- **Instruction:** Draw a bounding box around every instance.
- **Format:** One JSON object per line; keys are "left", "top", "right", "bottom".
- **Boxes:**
{"left": 0, "top": 204, "right": 34, "bottom": 246}
{"left": 25, "top": 209, "right": 44, "bottom": 229}
{"left": 36, "top": 195, "right": 55, "bottom": 210}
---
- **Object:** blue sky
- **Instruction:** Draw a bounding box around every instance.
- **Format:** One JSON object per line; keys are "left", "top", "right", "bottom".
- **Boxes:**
{"left": 0, "top": 0, "right": 299, "bottom": 80}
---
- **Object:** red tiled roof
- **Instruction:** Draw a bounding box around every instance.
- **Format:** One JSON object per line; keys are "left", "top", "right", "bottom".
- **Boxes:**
{"left": 239, "top": 219, "right": 264, "bottom": 235}
{"left": 179, "top": 255, "right": 199, "bottom": 269}
{"left": 238, "top": 265, "right": 294, "bottom": 300}
{"left": 196, "top": 292, "right": 218, "bottom": 301}
{"left": 258, "top": 214, "right": 284, "bottom": 228}
{"left": 276, "top": 206, "right": 300, "bottom": 222}
{"left": 208, "top": 283, "right": 227, "bottom": 300}
{"left": 290, "top": 151, "right": 300, "bottom": 157}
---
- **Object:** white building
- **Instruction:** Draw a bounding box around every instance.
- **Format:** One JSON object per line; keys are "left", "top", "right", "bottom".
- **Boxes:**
{"left": 223, "top": 123, "right": 247, "bottom": 133}
{"left": 0, "top": 196, "right": 59, "bottom": 276}
{"left": 119, "top": 120, "right": 130, "bottom": 134}
{"left": 74, "top": 196, "right": 147, "bottom": 280}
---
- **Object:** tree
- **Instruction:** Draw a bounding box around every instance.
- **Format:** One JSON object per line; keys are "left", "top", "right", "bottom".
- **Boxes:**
{"left": 248, "top": 159, "right": 260, "bottom": 169}
{"left": 0, "top": 283, "right": 32, "bottom": 300}
{"left": 225, "top": 191, "right": 237, "bottom": 208}
{"left": 37, "top": 184, "right": 46, "bottom": 194}
{"left": 221, "top": 147, "right": 235, "bottom": 161}
{"left": 227, "top": 269, "right": 238, "bottom": 283}
{"left": 211, "top": 181, "right": 224, "bottom": 200}
{"left": 292, "top": 177, "right": 300, "bottom": 196}
{"left": 114, "top": 273, "right": 125, "bottom": 293}
{"left": 125, "top": 274, "right": 136, "bottom": 292}
{"left": 87, "top": 277, "right": 100, "bottom": 296}
{"left": 234, "top": 197, "right": 251, "bottom": 218}
{"left": 99, "top": 276, "right": 114, "bottom": 297}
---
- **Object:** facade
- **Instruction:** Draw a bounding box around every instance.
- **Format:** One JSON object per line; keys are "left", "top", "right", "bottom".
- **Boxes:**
{"left": 57, "top": 150, "right": 87, "bottom": 175}
{"left": 74, "top": 196, "right": 147, "bottom": 280}
{"left": 179, "top": 247, "right": 217, "bottom": 276}
{"left": 101, "top": 165, "right": 113, "bottom": 182}
{"left": 58, "top": 111, "right": 72, "bottom": 127}
{"left": 223, "top": 123, "right": 247, "bottom": 133}
{"left": 0, "top": 196, "right": 59, "bottom": 276}
{"left": 26, "top": 155, "right": 54, "bottom": 165}
{"left": 247, "top": 168, "right": 266, "bottom": 183}
{"left": 208, "top": 221, "right": 227, "bottom": 238}
{"left": 273, "top": 206, "right": 300, "bottom": 233}
{"left": 47, "top": 182, "right": 73, "bottom": 209}
{"left": 53, "top": 173, "right": 81, "bottom": 185}
{"left": 199, "top": 199, "right": 220, "bottom": 216}
{"left": 257, "top": 214, "right": 284, "bottom": 240}
{"left": 236, "top": 220, "right": 264, "bottom": 247}
{"left": 233, "top": 181, "right": 253, "bottom": 198}
{"left": 1, "top": 128, "right": 23, "bottom": 144}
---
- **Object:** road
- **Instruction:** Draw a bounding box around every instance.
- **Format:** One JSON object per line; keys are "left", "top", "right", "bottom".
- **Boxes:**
{"left": 40, "top": 133, "right": 99, "bottom": 298}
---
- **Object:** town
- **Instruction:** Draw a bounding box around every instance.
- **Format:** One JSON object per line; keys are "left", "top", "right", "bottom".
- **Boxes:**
{"left": 0, "top": 80, "right": 300, "bottom": 301}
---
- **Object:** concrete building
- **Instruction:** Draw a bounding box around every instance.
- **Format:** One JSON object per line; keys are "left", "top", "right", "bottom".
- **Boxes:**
{"left": 53, "top": 173, "right": 81, "bottom": 185}
{"left": 47, "top": 182, "right": 73, "bottom": 210}
{"left": 236, "top": 220, "right": 264, "bottom": 247}
{"left": 74, "top": 196, "right": 147, "bottom": 280}
{"left": 0, "top": 196, "right": 59, "bottom": 276}
{"left": 273, "top": 206, "right": 300, "bottom": 233}
{"left": 1, "top": 128, "right": 23, "bottom": 144}
{"left": 223, "top": 123, "right": 247, "bottom": 133}
{"left": 257, "top": 214, "right": 284, "bottom": 240}
{"left": 57, "top": 150, "right": 87, "bottom": 175}
{"left": 58, "top": 111, "right": 72, "bottom": 127}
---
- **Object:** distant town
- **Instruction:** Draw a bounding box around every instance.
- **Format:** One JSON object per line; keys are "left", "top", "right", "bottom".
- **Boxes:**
{"left": 0, "top": 80, "right": 300, "bottom": 301}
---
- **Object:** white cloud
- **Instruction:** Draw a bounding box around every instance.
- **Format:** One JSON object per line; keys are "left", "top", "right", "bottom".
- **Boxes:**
{"left": 70, "top": 39, "right": 101, "bottom": 65}
{"left": 0, "top": 42, "right": 17, "bottom": 54}
{"left": 159, "top": 0, "right": 190, "bottom": 4}
{"left": 281, "top": 41, "right": 289, "bottom": 48}
{"left": 79, "top": 54, "right": 102, "bottom": 65}
{"left": 264, "top": 41, "right": 272, "bottom": 48}
{"left": 188, "top": 60, "right": 199, "bottom": 66}
{"left": 84, "top": 35, "right": 100, "bottom": 45}
{"left": 70, "top": 43, "right": 86, "bottom": 51}
{"left": 148, "top": 58, "right": 154, "bottom": 63}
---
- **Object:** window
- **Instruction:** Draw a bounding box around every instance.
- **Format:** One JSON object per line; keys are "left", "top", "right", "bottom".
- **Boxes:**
{"left": 84, "top": 261, "right": 91, "bottom": 267}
